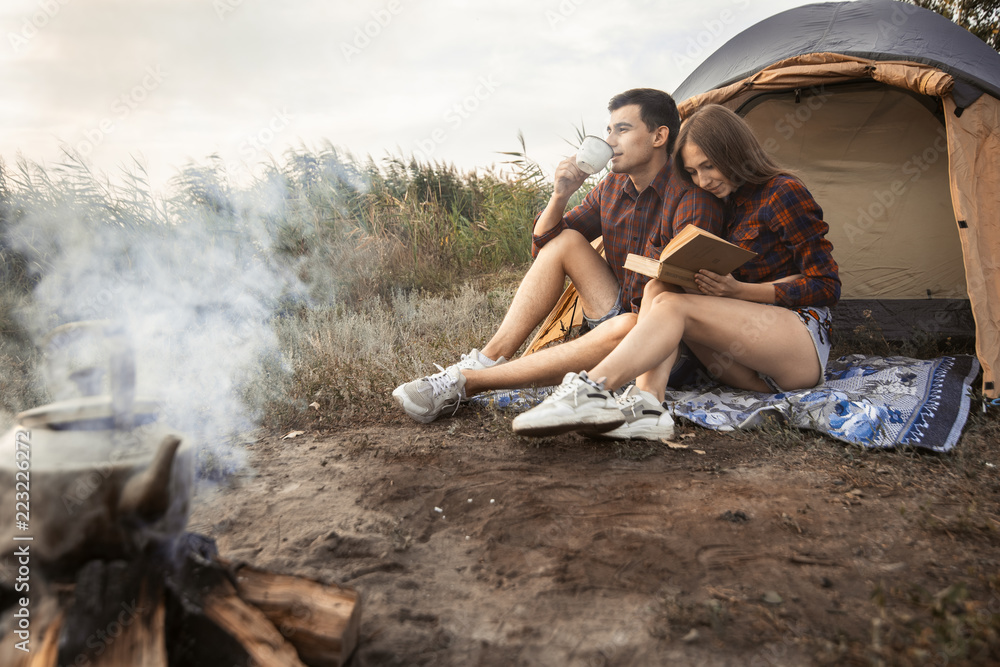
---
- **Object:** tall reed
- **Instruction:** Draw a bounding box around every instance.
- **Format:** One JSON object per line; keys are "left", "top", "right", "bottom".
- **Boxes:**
{"left": 0, "top": 139, "right": 570, "bottom": 430}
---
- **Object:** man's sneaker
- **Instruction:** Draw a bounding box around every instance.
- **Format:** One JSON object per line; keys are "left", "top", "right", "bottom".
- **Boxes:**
{"left": 393, "top": 367, "right": 466, "bottom": 423}
{"left": 511, "top": 371, "right": 625, "bottom": 437}
{"left": 392, "top": 349, "right": 504, "bottom": 423}
{"left": 450, "top": 348, "right": 506, "bottom": 374}
{"left": 596, "top": 385, "right": 675, "bottom": 441}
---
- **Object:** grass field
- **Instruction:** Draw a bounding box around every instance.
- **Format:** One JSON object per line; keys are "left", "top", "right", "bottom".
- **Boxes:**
{"left": 4, "top": 147, "right": 998, "bottom": 664}
{"left": 0, "top": 145, "right": 593, "bottom": 433}
{"left": 3, "top": 145, "right": 985, "bottom": 436}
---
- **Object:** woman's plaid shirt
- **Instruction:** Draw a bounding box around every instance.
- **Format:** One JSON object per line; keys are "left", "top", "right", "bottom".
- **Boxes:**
{"left": 727, "top": 175, "right": 841, "bottom": 308}
{"left": 532, "top": 161, "right": 725, "bottom": 312}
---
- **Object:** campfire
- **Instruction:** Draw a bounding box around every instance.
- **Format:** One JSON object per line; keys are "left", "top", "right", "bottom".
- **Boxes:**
{"left": 0, "top": 322, "right": 361, "bottom": 665}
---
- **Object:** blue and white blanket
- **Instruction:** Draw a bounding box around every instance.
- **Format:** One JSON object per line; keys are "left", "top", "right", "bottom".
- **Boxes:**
{"left": 472, "top": 354, "right": 981, "bottom": 452}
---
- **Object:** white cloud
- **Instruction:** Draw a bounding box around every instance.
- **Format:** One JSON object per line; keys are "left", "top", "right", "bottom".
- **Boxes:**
{"left": 1, "top": 0, "right": 816, "bottom": 190}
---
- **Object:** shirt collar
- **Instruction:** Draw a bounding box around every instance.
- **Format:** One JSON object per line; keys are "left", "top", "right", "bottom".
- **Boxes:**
{"left": 619, "top": 159, "right": 673, "bottom": 201}
{"left": 728, "top": 181, "right": 757, "bottom": 207}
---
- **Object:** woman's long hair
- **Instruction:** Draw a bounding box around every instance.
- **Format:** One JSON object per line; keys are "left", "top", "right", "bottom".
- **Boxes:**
{"left": 673, "top": 104, "right": 793, "bottom": 189}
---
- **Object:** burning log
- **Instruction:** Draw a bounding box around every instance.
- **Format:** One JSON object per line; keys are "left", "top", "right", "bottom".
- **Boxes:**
{"left": 0, "top": 534, "right": 361, "bottom": 667}
{"left": 0, "top": 324, "right": 360, "bottom": 666}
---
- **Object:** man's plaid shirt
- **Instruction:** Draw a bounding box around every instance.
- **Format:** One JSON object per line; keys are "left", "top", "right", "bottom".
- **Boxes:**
{"left": 532, "top": 161, "right": 725, "bottom": 313}
{"left": 727, "top": 175, "right": 841, "bottom": 308}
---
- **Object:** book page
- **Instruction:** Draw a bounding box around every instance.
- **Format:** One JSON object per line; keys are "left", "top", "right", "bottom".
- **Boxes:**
{"left": 661, "top": 228, "right": 756, "bottom": 275}
{"left": 658, "top": 224, "right": 731, "bottom": 260}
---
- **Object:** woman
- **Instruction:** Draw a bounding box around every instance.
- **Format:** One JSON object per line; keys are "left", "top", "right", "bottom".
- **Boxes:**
{"left": 512, "top": 104, "right": 840, "bottom": 440}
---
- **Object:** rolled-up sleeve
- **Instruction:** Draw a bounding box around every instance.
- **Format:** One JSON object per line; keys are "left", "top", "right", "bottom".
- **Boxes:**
{"left": 768, "top": 182, "right": 841, "bottom": 308}
{"left": 531, "top": 182, "right": 606, "bottom": 258}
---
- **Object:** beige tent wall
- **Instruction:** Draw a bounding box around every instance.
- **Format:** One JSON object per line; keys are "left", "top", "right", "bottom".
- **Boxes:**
{"left": 679, "top": 53, "right": 998, "bottom": 397}
{"left": 742, "top": 86, "right": 965, "bottom": 300}
{"left": 943, "top": 94, "right": 1000, "bottom": 398}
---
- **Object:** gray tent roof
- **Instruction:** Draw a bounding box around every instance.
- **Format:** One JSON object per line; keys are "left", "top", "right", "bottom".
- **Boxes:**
{"left": 673, "top": 0, "right": 1000, "bottom": 105}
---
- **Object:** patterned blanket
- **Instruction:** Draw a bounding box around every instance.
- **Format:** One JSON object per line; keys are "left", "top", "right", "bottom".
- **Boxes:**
{"left": 471, "top": 354, "right": 981, "bottom": 452}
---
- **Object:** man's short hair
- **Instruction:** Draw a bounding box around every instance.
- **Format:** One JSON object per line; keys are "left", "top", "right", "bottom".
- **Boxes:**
{"left": 608, "top": 88, "right": 680, "bottom": 153}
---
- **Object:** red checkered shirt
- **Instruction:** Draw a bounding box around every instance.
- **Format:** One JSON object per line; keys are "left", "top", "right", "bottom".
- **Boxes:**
{"left": 726, "top": 175, "right": 841, "bottom": 307}
{"left": 532, "top": 161, "right": 725, "bottom": 312}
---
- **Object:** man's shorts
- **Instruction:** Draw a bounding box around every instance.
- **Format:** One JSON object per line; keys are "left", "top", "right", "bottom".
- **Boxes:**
{"left": 579, "top": 289, "right": 626, "bottom": 334}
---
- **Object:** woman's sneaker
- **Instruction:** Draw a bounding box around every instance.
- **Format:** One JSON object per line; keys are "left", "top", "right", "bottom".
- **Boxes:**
{"left": 511, "top": 371, "right": 625, "bottom": 437}
{"left": 392, "top": 349, "right": 504, "bottom": 423}
{"left": 596, "top": 385, "right": 675, "bottom": 441}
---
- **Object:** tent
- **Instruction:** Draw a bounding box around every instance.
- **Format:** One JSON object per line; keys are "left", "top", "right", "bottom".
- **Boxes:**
{"left": 673, "top": 0, "right": 1000, "bottom": 398}
{"left": 530, "top": 0, "right": 999, "bottom": 399}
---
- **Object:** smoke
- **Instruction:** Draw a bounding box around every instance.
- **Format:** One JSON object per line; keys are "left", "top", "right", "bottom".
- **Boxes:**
{"left": 5, "top": 161, "right": 310, "bottom": 476}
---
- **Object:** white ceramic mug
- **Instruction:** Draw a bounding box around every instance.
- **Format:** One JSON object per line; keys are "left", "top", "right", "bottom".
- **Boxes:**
{"left": 575, "top": 135, "right": 614, "bottom": 175}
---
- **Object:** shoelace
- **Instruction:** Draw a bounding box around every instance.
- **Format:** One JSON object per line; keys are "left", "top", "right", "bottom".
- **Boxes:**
{"left": 544, "top": 374, "right": 601, "bottom": 406}
{"left": 614, "top": 385, "right": 641, "bottom": 411}
{"left": 453, "top": 353, "right": 480, "bottom": 371}
{"left": 617, "top": 396, "right": 642, "bottom": 416}
{"left": 424, "top": 368, "right": 455, "bottom": 397}
{"left": 545, "top": 380, "right": 581, "bottom": 404}
{"left": 616, "top": 387, "right": 665, "bottom": 418}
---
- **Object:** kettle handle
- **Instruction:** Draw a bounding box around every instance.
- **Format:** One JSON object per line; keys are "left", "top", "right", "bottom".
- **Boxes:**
{"left": 42, "top": 320, "right": 136, "bottom": 426}
{"left": 105, "top": 324, "right": 136, "bottom": 429}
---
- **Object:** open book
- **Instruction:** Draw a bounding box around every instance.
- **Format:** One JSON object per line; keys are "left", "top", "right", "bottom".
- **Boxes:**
{"left": 623, "top": 225, "right": 757, "bottom": 290}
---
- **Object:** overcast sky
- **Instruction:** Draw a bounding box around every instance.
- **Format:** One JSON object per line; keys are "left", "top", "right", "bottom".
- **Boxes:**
{"left": 2, "top": 0, "right": 817, "bottom": 192}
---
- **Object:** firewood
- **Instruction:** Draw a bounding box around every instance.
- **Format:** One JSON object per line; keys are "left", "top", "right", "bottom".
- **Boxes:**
{"left": 203, "top": 577, "right": 308, "bottom": 667}
{"left": 89, "top": 591, "right": 167, "bottom": 667}
{"left": 57, "top": 560, "right": 167, "bottom": 667}
{"left": 0, "top": 534, "right": 361, "bottom": 667}
{"left": 0, "top": 593, "right": 61, "bottom": 667}
{"left": 229, "top": 562, "right": 361, "bottom": 667}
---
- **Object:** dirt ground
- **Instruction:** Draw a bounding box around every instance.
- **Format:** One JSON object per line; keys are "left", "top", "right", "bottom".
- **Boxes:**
{"left": 190, "top": 405, "right": 1000, "bottom": 667}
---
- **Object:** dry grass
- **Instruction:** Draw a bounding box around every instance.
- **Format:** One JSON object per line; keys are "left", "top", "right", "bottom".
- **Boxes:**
{"left": 247, "top": 279, "right": 518, "bottom": 432}
{"left": 0, "top": 146, "right": 551, "bottom": 430}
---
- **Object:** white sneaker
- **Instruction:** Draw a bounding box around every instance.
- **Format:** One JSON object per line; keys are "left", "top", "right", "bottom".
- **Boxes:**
{"left": 393, "top": 367, "right": 466, "bottom": 423}
{"left": 511, "top": 371, "right": 625, "bottom": 437}
{"left": 596, "top": 385, "right": 675, "bottom": 441}
{"left": 392, "top": 349, "right": 504, "bottom": 423}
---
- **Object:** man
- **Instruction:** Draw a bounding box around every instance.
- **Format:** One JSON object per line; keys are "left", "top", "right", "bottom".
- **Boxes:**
{"left": 393, "top": 88, "right": 724, "bottom": 438}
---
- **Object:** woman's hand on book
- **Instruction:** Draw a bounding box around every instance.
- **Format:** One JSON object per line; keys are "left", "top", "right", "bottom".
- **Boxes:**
{"left": 694, "top": 269, "right": 745, "bottom": 299}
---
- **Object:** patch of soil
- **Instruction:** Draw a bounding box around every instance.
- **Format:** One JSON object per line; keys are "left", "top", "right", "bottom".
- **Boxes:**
{"left": 189, "top": 408, "right": 1000, "bottom": 666}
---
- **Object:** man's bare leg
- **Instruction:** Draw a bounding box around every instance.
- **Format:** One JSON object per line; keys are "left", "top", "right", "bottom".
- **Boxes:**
{"left": 465, "top": 313, "right": 637, "bottom": 395}
{"left": 393, "top": 228, "right": 622, "bottom": 423}
{"left": 480, "top": 229, "right": 619, "bottom": 362}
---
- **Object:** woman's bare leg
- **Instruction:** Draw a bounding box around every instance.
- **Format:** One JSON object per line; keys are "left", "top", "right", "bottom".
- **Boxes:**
{"left": 589, "top": 291, "right": 820, "bottom": 398}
